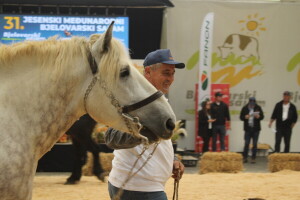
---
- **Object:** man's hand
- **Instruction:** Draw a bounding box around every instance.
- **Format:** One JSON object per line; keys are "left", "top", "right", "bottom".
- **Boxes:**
{"left": 291, "top": 123, "right": 296, "bottom": 129}
{"left": 172, "top": 160, "right": 184, "bottom": 180}
{"left": 268, "top": 122, "right": 272, "bottom": 128}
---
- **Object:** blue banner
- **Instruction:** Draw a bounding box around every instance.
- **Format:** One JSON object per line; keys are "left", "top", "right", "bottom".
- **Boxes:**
{"left": 0, "top": 14, "right": 129, "bottom": 48}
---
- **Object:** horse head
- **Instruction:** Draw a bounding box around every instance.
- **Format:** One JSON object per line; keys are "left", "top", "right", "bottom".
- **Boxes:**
{"left": 85, "top": 22, "right": 176, "bottom": 143}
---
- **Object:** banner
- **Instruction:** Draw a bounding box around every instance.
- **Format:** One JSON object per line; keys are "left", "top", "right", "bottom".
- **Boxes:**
{"left": 164, "top": 1, "right": 300, "bottom": 151}
{"left": 0, "top": 14, "right": 129, "bottom": 47}
{"left": 198, "top": 12, "right": 214, "bottom": 110}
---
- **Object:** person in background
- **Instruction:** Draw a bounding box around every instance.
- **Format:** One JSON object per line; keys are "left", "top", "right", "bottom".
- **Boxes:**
{"left": 269, "top": 91, "right": 298, "bottom": 153}
{"left": 198, "top": 100, "right": 215, "bottom": 153}
{"left": 211, "top": 92, "right": 231, "bottom": 152}
{"left": 240, "top": 97, "right": 264, "bottom": 163}
{"left": 105, "top": 49, "right": 185, "bottom": 200}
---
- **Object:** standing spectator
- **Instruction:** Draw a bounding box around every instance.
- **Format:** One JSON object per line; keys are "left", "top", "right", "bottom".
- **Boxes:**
{"left": 198, "top": 100, "right": 215, "bottom": 153}
{"left": 240, "top": 97, "right": 264, "bottom": 163}
{"left": 269, "top": 91, "right": 298, "bottom": 153}
{"left": 211, "top": 92, "right": 231, "bottom": 152}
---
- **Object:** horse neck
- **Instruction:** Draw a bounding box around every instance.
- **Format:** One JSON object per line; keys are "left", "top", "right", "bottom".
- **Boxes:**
{"left": 1, "top": 51, "right": 92, "bottom": 158}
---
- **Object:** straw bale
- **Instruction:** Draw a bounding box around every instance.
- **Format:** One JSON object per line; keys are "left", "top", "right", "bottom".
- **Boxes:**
{"left": 82, "top": 153, "right": 94, "bottom": 176}
{"left": 249, "top": 143, "right": 271, "bottom": 150}
{"left": 268, "top": 153, "right": 300, "bottom": 172}
{"left": 82, "top": 152, "right": 114, "bottom": 176}
{"left": 100, "top": 152, "right": 114, "bottom": 172}
{"left": 199, "top": 152, "right": 243, "bottom": 174}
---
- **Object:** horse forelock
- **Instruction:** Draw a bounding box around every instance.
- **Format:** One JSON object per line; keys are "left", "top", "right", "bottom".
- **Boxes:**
{"left": 96, "top": 38, "right": 131, "bottom": 89}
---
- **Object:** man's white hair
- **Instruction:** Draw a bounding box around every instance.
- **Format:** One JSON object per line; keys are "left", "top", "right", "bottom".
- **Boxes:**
{"left": 143, "top": 63, "right": 162, "bottom": 75}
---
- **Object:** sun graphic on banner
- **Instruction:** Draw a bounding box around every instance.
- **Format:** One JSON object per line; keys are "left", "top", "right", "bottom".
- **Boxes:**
{"left": 239, "top": 13, "right": 267, "bottom": 36}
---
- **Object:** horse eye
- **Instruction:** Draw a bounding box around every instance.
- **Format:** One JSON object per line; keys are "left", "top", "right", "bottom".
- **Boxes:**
{"left": 120, "top": 68, "right": 130, "bottom": 78}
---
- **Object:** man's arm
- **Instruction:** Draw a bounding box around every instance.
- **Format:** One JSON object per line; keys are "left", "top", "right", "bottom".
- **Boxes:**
{"left": 104, "top": 128, "right": 142, "bottom": 149}
{"left": 258, "top": 106, "right": 265, "bottom": 120}
{"left": 226, "top": 104, "right": 231, "bottom": 121}
{"left": 291, "top": 104, "right": 298, "bottom": 128}
{"left": 269, "top": 103, "right": 278, "bottom": 128}
{"left": 240, "top": 106, "right": 247, "bottom": 121}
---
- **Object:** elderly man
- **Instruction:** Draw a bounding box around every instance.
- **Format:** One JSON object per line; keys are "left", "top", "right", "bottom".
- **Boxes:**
{"left": 269, "top": 91, "right": 298, "bottom": 153}
{"left": 105, "top": 49, "right": 185, "bottom": 200}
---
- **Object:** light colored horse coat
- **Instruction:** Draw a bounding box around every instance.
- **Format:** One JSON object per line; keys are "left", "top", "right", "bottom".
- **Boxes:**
{"left": 0, "top": 24, "right": 175, "bottom": 200}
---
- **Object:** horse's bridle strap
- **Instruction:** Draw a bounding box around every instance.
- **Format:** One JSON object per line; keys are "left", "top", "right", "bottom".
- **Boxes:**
{"left": 122, "top": 91, "right": 164, "bottom": 113}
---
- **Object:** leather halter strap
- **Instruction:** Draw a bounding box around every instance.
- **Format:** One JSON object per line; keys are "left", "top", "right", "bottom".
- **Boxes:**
{"left": 88, "top": 51, "right": 98, "bottom": 74}
{"left": 122, "top": 91, "right": 164, "bottom": 113}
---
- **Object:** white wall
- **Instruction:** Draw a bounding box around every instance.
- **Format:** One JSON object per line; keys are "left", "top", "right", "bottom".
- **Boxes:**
{"left": 163, "top": 0, "right": 300, "bottom": 152}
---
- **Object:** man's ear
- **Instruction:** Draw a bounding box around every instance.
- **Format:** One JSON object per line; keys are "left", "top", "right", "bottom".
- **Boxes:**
{"left": 144, "top": 66, "right": 151, "bottom": 78}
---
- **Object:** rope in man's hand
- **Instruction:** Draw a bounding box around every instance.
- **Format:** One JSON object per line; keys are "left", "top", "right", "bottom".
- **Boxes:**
{"left": 172, "top": 169, "right": 180, "bottom": 200}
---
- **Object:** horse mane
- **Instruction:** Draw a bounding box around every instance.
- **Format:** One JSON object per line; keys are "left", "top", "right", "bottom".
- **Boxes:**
{"left": 0, "top": 37, "right": 88, "bottom": 68}
{"left": 0, "top": 35, "right": 130, "bottom": 88}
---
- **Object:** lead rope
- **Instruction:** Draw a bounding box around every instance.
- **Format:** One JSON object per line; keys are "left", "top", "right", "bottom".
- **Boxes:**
{"left": 113, "top": 142, "right": 160, "bottom": 200}
{"left": 172, "top": 169, "right": 180, "bottom": 200}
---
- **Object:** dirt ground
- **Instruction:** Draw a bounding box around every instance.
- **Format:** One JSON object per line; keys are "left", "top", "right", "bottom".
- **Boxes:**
{"left": 32, "top": 170, "right": 300, "bottom": 200}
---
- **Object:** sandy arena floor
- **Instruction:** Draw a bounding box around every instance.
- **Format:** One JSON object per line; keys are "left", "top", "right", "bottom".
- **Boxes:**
{"left": 32, "top": 170, "right": 300, "bottom": 200}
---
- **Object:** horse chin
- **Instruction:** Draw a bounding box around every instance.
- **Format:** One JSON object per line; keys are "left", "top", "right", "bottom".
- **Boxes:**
{"left": 139, "top": 126, "right": 166, "bottom": 144}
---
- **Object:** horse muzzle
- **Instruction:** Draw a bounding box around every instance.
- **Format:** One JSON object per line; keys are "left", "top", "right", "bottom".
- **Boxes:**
{"left": 139, "top": 118, "right": 175, "bottom": 143}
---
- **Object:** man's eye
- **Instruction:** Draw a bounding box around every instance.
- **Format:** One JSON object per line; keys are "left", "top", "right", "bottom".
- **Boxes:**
{"left": 163, "top": 73, "right": 172, "bottom": 76}
{"left": 120, "top": 68, "right": 130, "bottom": 78}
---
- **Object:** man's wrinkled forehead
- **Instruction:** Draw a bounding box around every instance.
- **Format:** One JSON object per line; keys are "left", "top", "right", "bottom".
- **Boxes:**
{"left": 161, "top": 67, "right": 175, "bottom": 73}
{"left": 160, "top": 64, "right": 175, "bottom": 71}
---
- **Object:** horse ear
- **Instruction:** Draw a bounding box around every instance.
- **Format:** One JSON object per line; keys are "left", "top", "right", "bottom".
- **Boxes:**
{"left": 102, "top": 21, "right": 114, "bottom": 53}
{"left": 90, "top": 21, "right": 114, "bottom": 61}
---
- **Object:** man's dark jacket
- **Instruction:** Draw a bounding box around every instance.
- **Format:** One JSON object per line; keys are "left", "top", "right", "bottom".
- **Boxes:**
{"left": 240, "top": 104, "right": 264, "bottom": 131}
{"left": 211, "top": 101, "right": 230, "bottom": 126}
{"left": 271, "top": 100, "right": 298, "bottom": 129}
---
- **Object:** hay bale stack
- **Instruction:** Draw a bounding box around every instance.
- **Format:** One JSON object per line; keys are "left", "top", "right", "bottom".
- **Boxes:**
{"left": 100, "top": 153, "right": 114, "bottom": 172}
{"left": 82, "top": 153, "right": 94, "bottom": 176}
{"left": 268, "top": 153, "right": 300, "bottom": 172}
{"left": 199, "top": 152, "right": 243, "bottom": 174}
{"left": 82, "top": 152, "right": 114, "bottom": 176}
{"left": 250, "top": 143, "right": 271, "bottom": 150}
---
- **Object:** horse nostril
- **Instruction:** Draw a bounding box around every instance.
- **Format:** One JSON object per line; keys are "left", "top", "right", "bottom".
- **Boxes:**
{"left": 166, "top": 119, "right": 175, "bottom": 131}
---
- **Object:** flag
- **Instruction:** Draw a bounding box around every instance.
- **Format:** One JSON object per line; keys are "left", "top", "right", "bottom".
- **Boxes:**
{"left": 198, "top": 12, "right": 214, "bottom": 109}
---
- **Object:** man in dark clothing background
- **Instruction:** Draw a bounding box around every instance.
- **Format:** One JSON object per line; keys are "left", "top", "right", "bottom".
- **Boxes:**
{"left": 269, "top": 91, "right": 298, "bottom": 153}
{"left": 240, "top": 97, "right": 264, "bottom": 163}
{"left": 211, "top": 92, "right": 231, "bottom": 152}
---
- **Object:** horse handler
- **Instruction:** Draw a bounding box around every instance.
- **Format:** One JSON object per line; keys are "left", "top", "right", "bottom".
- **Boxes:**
{"left": 105, "top": 49, "right": 185, "bottom": 200}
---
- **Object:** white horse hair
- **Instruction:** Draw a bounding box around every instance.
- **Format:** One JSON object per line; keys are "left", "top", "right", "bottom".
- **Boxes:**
{"left": 0, "top": 23, "right": 175, "bottom": 200}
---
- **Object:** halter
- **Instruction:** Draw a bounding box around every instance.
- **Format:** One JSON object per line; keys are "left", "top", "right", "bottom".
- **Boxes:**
{"left": 84, "top": 53, "right": 164, "bottom": 142}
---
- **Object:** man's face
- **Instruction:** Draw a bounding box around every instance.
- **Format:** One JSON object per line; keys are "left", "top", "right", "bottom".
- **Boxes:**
{"left": 144, "top": 63, "right": 175, "bottom": 94}
{"left": 216, "top": 96, "right": 223, "bottom": 102}
{"left": 283, "top": 94, "right": 291, "bottom": 102}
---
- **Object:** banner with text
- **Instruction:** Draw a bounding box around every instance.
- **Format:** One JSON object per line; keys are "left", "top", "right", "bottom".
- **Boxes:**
{"left": 164, "top": 1, "right": 300, "bottom": 151}
{"left": 0, "top": 15, "right": 128, "bottom": 47}
{"left": 198, "top": 12, "right": 214, "bottom": 110}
